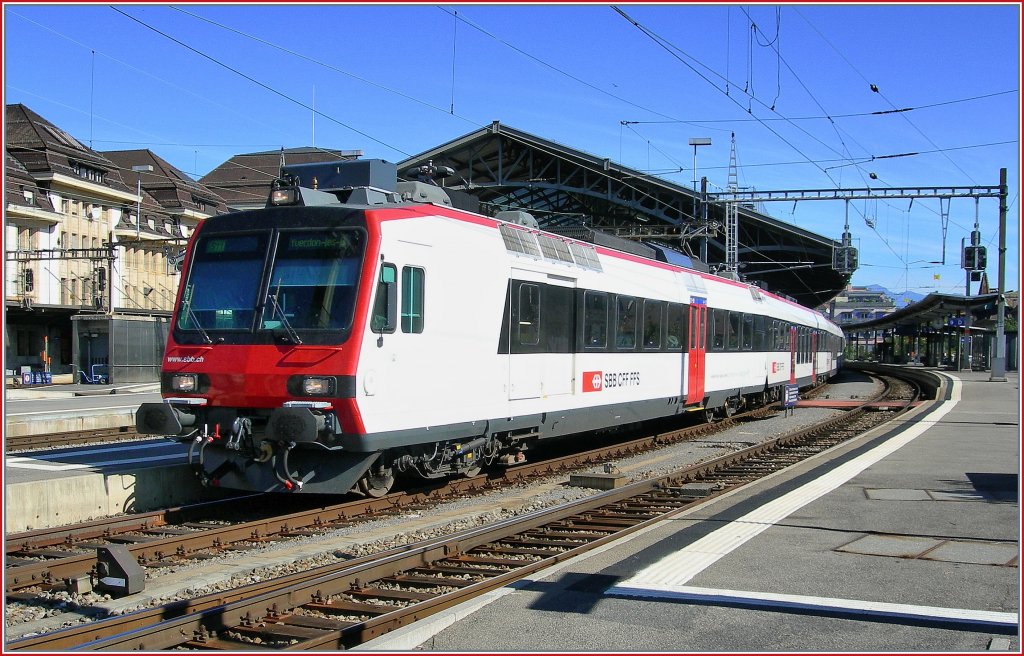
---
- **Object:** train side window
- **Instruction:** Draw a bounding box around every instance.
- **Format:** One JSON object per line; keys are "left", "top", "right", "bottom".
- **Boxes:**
{"left": 371, "top": 263, "right": 397, "bottom": 333}
{"left": 642, "top": 300, "right": 662, "bottom": 350}
{"left": 518, "top": 283, "right": 540, "bottom": 346}
{"left": 400, "top": 266, "right": 425, "bottom": 333}
{"left": 583, "top": 290, "right": 608, "bottom": 349}
{"left": 666, "top": 303, "right": 686, "bottom": 351}
{"left": 615, "top": 295, "right": 638, "bottom": 349}
{"left": 712, "top": 308, "right": 727, "bottom": 350}
{"left": 753, "top": 315, "right": 766, "bottom": 351}
{"left": 742, "top": 314, "right": 754, "bottom": 350}
{"left": 728, "top": 311, "right": 741, "bottom": 351}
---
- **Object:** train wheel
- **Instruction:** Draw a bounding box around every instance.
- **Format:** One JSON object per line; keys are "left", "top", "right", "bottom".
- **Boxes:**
{"left": 722, "top": 396, "right": 739, "bottom": 419}
{"left": 703, "top": 406, "right": 716, "bottom": 423}
{"left": 359, "top": 466, "right": 394, "bottom": 498}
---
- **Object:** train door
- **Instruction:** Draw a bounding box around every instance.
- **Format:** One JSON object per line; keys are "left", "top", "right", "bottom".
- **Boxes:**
{"left": 789, "top": 325, "right": 798, "bottom": 385}
{"left": 686, "top": 301, "right": 707, "bottom": 404}
{"left": 508, "top": 269, "right": 576, "bottom": 400}
{"left": 811, "top": 330, "right": 818, "bottom": 382}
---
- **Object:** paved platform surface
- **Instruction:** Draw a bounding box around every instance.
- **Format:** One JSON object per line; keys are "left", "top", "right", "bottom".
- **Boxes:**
{"left": 5, "top": 382, "right": 160, "bottom": 438}
{"left": 359, "top": 367, "right": 1020, "bottom": 652}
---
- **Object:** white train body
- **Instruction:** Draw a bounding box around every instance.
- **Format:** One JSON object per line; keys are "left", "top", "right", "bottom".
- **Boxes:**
{"left": 139, "top": 167, "right": 844, "bottom": 495}
{"left": 354, "top": 205, "right": 842, "bottom": 451}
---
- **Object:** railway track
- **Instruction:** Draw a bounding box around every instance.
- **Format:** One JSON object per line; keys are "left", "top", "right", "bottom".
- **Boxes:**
{"left": 6, "top": 373, "right": 922, "bottom": 651}
{"left": 4, "top": 406, "right": 773, "bottom": 593}
{"left": 4, "top": 427, "right": 142, "bottom": 453}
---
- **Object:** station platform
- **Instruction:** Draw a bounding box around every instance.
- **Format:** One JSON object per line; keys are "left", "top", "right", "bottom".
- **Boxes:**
{"left": 359, "top": 367, "right": 1021, "bottom": 652}
{"left": 4, "top": 382, "right": 200, "bottom": 531}
{"left": 5, "top": 382, "right": 159, "bottom": 437}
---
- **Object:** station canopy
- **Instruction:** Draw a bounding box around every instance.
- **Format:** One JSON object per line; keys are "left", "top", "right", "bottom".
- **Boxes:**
{"left": 841, "top": 293, "right": 1001, "bottom": 334}
{"left": 398, "top": 121, "right": 849, "bottom": 308}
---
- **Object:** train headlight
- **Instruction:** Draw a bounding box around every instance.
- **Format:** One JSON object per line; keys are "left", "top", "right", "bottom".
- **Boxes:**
{"left": 301, "top": 376, "right": 334, "bottom": 396}
{"left": 170, "top": 374, "right": 198, "bottom": 393}
{"left": 270, "top": 188, "right": 297, "bottom": 205}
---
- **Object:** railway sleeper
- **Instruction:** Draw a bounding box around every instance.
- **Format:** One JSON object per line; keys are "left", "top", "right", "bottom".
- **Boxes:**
{"left": 348, "top": 587, "right": 440, "bottom": 602}
{"left": 382, "top": 574, "right": 476, "bottom": 588}
{"left": 307, "top": 599, "right": 397, "bottom": 616}
{"left": 231, "top": 622, "right": 330, "bottom": 642}
{"left": 499, "top": 537, "right": 585, "bottom": 549}
{"left": 409, "top": 565, "right": 501, "bottom": 578}
{"left": 444, "top": 554, "right": 525, "bottom": 567}
{"left": 184, "top": 636, "right": 279, "bottom": 651}
{"left": 480, "top": 545, "right": 564, "bottom": 557}
{"left": 524, "top": 529, "right": 609, "bottom": 540}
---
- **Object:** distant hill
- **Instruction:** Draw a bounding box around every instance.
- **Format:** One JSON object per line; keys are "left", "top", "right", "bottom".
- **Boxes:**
{"left": 866, "top": 284, "right": 924, "bottom": 308}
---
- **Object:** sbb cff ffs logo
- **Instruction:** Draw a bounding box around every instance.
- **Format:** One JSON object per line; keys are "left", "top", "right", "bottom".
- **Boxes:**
{"left": 582, "top": 370, "right": 641, "bottom": 392}
{"left": 583, "top": 371, "right": 603, "bottom": 393}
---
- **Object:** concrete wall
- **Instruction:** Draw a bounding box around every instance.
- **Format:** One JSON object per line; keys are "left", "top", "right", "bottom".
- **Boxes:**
{"left": 5, "top": 465, "right": 220, "bottom": 532}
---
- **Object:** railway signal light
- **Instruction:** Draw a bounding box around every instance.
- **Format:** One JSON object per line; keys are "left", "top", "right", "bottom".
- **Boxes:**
{"left": 963, "top": 245, "right": 987, "bottom": 271}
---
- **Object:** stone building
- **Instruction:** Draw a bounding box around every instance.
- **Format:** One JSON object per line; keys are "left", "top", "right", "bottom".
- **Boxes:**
{"left": 4, "top": 104, "right": 225, "bottom": 382}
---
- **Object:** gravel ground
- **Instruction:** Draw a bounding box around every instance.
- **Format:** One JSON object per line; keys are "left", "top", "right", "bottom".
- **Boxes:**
{"left": 5, "top": 373, "right": 879, "bottom": 640}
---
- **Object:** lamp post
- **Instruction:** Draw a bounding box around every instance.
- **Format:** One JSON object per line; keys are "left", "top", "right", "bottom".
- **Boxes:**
{"left": 131, "top": 165, "right": 154, "bottom": 239}
{"left": 688, "top": 138, "right": 711, "bottom": 261}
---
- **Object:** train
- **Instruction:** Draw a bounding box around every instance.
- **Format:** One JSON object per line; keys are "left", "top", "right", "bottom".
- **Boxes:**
{"left": 136, "top": 159, "right": 845, "bottom": 496}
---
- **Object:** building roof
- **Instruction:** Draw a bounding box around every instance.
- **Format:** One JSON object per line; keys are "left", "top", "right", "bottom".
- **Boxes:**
{"left": 398, "top": 121, "right": 849, "bottom": 308}
{"left": 841, "top": 293, "right": 1002, "bottom": 332}
{"left": 5, "top": 150, "right": 56, "bottom": 213}
{"left": 103, "top": 149, "right": 227, "bottom": 217}
{"left": 200, "top": 146, "right": 362, "bottom": 209}
{"left": 5, "top": 104, "right": 132, "bottom": 194}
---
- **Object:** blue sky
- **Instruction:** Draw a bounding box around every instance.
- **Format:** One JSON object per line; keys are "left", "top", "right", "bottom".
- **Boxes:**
{"left": 4, "top": 3, "right": 1019, "bottom": 297}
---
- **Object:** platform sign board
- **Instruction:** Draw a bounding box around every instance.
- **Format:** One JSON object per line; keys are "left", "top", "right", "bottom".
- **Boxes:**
{"left": 782, "top": 384, "right": 799, "bottom": 413}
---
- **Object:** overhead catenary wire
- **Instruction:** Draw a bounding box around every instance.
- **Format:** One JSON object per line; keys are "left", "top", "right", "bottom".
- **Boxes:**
{"left": 793, "top": 7, "right": 983, "bottom": 186}
{"left": 111, "top": 7, "right": 413, "bottom": 159}
{"left": 618, "top": 90, "right": 1019, "bottom": 125}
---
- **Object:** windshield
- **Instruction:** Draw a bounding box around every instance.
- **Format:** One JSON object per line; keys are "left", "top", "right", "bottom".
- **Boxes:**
{"left": 262, "top": 231, "right": 363, "bottom": 331}
{"left": 176, "top": 228, "right": 365, "bottom": 343}
{"left": 180, "top": 233, "right": 268, "bottom": 332}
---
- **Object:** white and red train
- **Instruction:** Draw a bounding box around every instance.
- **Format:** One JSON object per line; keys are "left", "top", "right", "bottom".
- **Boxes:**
{"left": 137, "top": 160, "right": 844, "bottom": 495}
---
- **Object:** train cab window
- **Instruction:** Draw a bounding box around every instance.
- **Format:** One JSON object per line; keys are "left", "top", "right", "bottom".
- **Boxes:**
{"left": 666, "top": 303, "right": 686, "bottom": 351}
{"left": 371, "top": 263, "right": 397, "bottom": 333}
{"left": 518, "top": 284, "right": 540, "bottom": 346}
{"left": 615, "top": 296, "right": 638, "bottom": 349}
{"left": 642, "top": 300, "right": 662, "bottom": 350}
{"left": 401, "top": 266, "right": 425, "bottom": 333}
{"left": 728, "top": 311, "right": 741, "bottom": 351}
{"left": 742, "top": 314, "right": 754, "bottom": 350}
{"left": 583, "top": 290, "right": 608, "bottom": 348}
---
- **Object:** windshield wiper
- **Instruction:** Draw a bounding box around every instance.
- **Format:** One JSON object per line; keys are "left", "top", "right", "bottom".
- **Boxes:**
{"left": 185, "top": 305, "right": 214, "bottom": 344}
{"left": 266, "top": 281, "right": 303, "bottom": 344}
